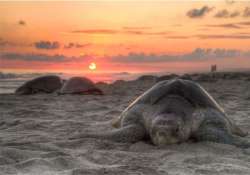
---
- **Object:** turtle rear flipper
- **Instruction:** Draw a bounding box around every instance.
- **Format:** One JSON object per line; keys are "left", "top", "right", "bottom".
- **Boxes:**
{"left": 229, "top": 120, "right": 248, "bottom": 137}
{"left": 195, "top": 125, "right": 250, "bottom": 148}
{"left": 69, "top": 124, "right": 146, "bottom": 143}
{"left": 111, "top": 116, "right": 122, "bottom": 128}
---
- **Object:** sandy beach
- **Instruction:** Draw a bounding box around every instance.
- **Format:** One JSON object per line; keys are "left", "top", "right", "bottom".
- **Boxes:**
{"left": 0, "top": 74, "right": 250, "bottom": 175}
{"left": 2, "top": 1, "right": 250, "bottom": 174}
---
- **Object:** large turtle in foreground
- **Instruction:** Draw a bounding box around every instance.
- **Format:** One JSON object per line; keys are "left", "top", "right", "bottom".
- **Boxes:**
{"left": 15, "top": 75, "right": 63, "bottom": 95}
{"left": 71, "top": 79, "right": 250, "bottom": 148}
{"left": 59, "top": 77, "right": 103, "bottom": 95}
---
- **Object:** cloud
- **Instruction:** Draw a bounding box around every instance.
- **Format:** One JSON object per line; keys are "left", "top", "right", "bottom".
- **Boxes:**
{"left": 243, "top": 7, "right": 250, "bottom": 17}
{"left": 214, "top": 9, "right": 240, "bottom": 18}
{"left": 71, "top": 29, "right": 118, "bottom": 34}
{"left": 205, "top": 21, "right": 250, "bottom": 29}
{"left": 109, "top": 48, "right": 250, "bottom": 63}
{"left": 18, "top": 20, "right": 26, "bottom": 26}
{"left": 236, "top": 32, "right": 250, "bottom": 35}
{"left": 110, "top": 53, "right": 168, "bottom": 63}
{"left": 0, "top": 38, "right": 10, "bottom": 47}
{"left": 186, "top": 6, "right": 214, "bottom": 18}
{"left": 64, "top": 42, "right": 91, "bottom": 49}
{"left": 34, "top": 41, "right": 60, "bottom": 50}
{"left": 71, "top": 28, "right": 171, "bottom": 36}
{"left": 124, "top": 30, "right": 170, "bottom": 36}
{"left": 227, "top": 11, "right": 240, "bottom": 17}
{"left": 214, "top": 10, "right": 229, "bottom": 18}
{"left": 205, "top": 23, "right": 241, "bottom": 29}
{"left": 1, "top": 48, "right": 250, "bottom": 65}
{"left": 0, "top": 38, "right": 23, "bottom": 47}
{"left": 238, "top": 21, "right": 250, "bottom": 25}
{"left": 225, "top": 0, "right": 235, "bottom": 5}
{"left": 166, "top": 36, "right": 191, "bottom": 39}
{"left": 196, "top": 34, "right": 250, "bottom": 39}
{"left": 1, "top": 39, "right": 90, "bottom": 49}
{"left": 122, "top": 26, "right": 151, "bottom": 30}
{"left": 187, "top": 6, "right": 250, "bottom": 19}
{"left": 1, "top": 53, "right": 68, "bottom": 62}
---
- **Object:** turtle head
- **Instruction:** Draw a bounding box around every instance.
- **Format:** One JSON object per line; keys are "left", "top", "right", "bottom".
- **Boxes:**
{"left": 150, "top": 113, "right": 188, "bottom": 146}
{"left": 15, "top": 86, "right": 30, "bottom": 95}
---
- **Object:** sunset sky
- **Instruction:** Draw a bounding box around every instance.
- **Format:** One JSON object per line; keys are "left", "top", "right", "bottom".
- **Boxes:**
{"left": 1, "top": 0, "right": 250, "bottom": 81}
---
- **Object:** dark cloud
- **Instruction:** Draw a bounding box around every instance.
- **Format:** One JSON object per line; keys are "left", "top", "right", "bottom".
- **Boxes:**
{"left": 110, "top": 48, "right": 250, "bottom": 63}
{"left": 1, "top": 39, "right": 90, "bottom": 49}
{"left": 64, "top": 42, "right": 91, "bottom": 49}
{"left": 205, "top": 23, "right": 241, "bottom": 29}
{"left": 196, "top": 34, "right": 250, "bottom": 39}
{"left": 213, "top": 7, "right": 250, "bottom": 18}
{"left": 1, "top": 53, "right": 67, "bottom": 62}
{"left": 214, "top": 9, "right": 240, "bottom": 18}
{"left": 18, "top": 20, "right": 26, "bottom": 26}
{"left": 186, "top": 6, "right": 214, "bottom": 18}
{"left": 34, "top": 41, "right": 60, "bottom": 50}
{"left": 243, "top": 7, "right": 250, "bottom": 17}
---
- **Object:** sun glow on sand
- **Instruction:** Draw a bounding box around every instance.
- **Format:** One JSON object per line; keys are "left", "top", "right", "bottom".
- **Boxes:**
{"left": 89, "top": 62, "right": 97, "bottom": 71}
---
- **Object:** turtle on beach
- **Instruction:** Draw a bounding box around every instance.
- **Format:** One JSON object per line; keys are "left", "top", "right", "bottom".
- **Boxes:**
{"left": 70, "top": 79, "right": 250, "bottom": 148}
{"left": 15, "top": 75, "right": 63, "bottom": 95}
{"left": 59, "top": 77, "right": 103, "bottom": 95}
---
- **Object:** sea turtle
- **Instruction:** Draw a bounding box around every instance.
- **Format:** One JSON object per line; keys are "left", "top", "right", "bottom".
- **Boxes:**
{"left": 15, "top": 75, "right": 63, "bottom": 95}
{"left": 70, "top": 79, "right": 250, "bottom": 148}
{"left": 59, "top": 77, "right": 103, "bottom": 95}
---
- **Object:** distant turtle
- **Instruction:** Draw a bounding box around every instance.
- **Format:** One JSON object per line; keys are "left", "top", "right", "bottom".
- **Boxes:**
{"left": 15, "top": 75, "right": 63, "bottom": 95}
{"left": 70, "top": 79, "right": 250, "bottom": 148}
{"left": 59, "top": 77, "right": 103, "bottom": 95}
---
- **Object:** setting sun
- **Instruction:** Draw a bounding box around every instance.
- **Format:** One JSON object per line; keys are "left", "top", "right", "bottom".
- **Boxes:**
{"left": 88, "top": 62, "right": 97, "bottom": 71}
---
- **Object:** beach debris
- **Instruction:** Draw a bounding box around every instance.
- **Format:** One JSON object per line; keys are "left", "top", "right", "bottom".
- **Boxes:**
{"left": 211, "top": 65, "right": 217, "bottom": 73}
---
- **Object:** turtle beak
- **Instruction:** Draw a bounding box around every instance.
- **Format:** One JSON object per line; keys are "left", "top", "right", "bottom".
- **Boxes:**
{"left": 151, "top": 128, "right": 180, "bottom": 146}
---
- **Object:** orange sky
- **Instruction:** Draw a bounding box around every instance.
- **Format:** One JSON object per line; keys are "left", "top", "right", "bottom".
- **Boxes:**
{"left": 1, "top": 0, "right": 250, "bottom": 79}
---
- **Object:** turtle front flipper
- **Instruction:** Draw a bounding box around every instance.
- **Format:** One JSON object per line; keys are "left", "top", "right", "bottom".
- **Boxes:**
{"left": 194, "top": 126, "right": 250, "bottom": 148}
{"left": 69, "top": 124, "right": 146, "bottom": 143}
